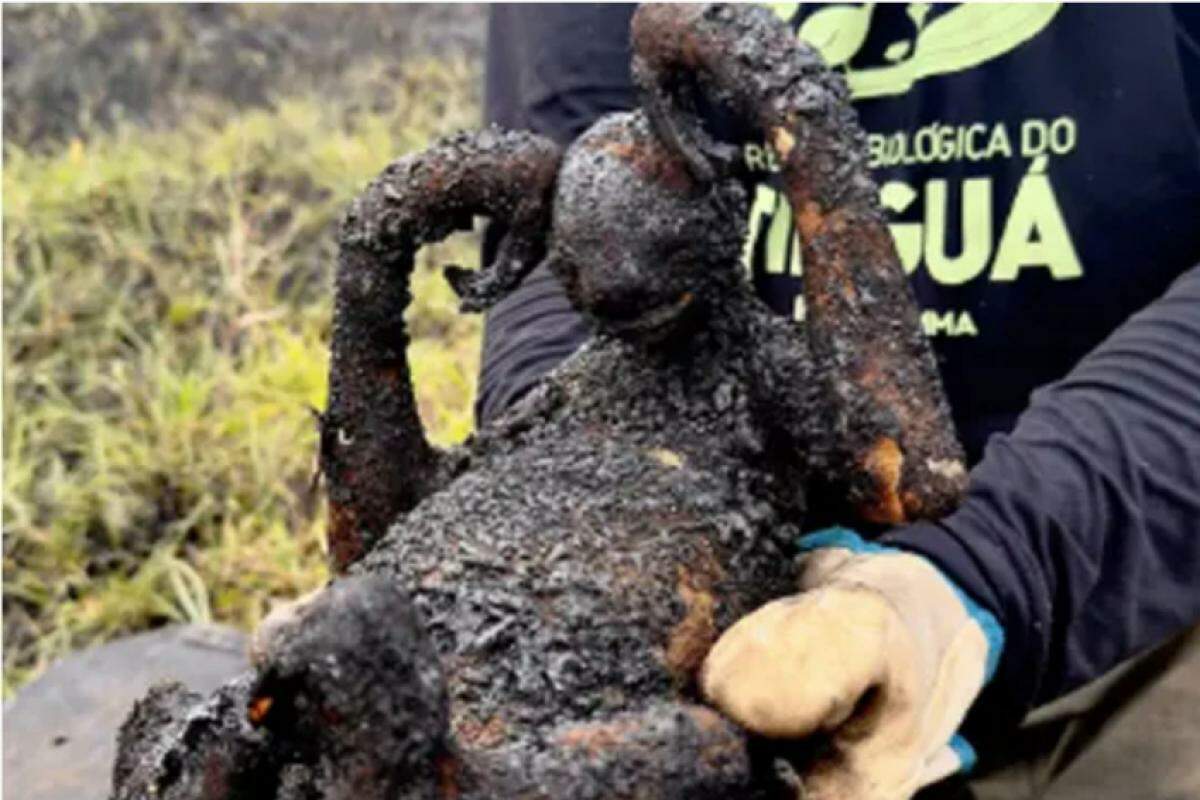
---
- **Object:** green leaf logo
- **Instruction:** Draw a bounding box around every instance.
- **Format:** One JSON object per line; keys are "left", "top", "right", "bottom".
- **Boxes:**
{"left": 849, "top": 4, "right": 1062, "bottom": 99}
{"left": 798, "top": 4, "right": 875, "bottom": 68}
{"left": 884, "top": 39, "right": 912, "bottom": 63}
{"left": 907, "top": 2, "right": 932, "bottom": 30}
{"left": 792, "top": 3, "right": 1063, "bottom": 100}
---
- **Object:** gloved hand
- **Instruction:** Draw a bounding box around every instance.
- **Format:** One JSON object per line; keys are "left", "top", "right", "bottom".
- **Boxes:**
{"left": 701, "top": 528, "right": 1003, "bottom": 800}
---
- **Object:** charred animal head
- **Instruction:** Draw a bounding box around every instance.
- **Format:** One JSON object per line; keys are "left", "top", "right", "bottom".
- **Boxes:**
{"left": 548, "top": 113, "right": 747, "bottom": 343}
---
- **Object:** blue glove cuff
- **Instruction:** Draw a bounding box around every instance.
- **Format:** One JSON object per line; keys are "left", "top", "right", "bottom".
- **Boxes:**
{"left": 948, "top": 733, "right": 978, "bottom": 773}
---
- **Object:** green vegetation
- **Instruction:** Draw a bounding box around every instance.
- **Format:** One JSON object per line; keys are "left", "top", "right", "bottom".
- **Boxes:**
{"left": 3, "top": 56, "right": 484, "bottom": 695}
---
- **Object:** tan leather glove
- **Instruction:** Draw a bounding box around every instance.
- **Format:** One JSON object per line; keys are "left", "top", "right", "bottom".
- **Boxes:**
{"left": 249, "top": 585, "right": 325, "bottom": 666}
{"left": 702, "top": 529, "right": 1003, "bottom": 800}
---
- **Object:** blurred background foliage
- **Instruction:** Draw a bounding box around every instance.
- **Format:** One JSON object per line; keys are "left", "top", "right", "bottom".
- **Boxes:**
{"left": 3, "top": 4, "right": 487, "bottom": 695}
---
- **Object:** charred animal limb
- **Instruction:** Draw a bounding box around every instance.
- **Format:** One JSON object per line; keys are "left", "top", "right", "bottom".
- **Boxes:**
{"left": 324, "top": 129, "right": 561, "bottom": 571}
{"left": 111, "top": 576, "right": 453, "bottom": 800}
{"left": 632, "top": 3, "right": 967, "bottom": 524}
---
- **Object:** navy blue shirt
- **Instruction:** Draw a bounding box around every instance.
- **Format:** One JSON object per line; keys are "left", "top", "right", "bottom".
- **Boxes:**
{"left": 480, "top": 3, "right": 1200, "bottom": 724}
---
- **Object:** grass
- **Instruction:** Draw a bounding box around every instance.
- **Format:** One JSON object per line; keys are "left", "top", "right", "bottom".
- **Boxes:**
{"left": 3, "top": 55, "right": 484, "bottom": 696}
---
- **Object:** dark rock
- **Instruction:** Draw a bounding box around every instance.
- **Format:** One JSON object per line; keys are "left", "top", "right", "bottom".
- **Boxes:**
{"left": 4, "top": 625, "right": 247, "bottom": 800}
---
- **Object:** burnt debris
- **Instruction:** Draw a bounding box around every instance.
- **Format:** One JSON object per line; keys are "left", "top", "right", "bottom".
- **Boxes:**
{"left": 113, "top": 4, "right": 967, "bottom": 798}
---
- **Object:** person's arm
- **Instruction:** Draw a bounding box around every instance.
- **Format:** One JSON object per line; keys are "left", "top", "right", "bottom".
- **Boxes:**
{"left": 477, "top": 5, "right": 638, "bottom": 426}
{"left": 885, "top": 263, "right": 1200, "bottom": 730}
{"left": 701, "top": 265, "right": 1200, "bottom": 797}
{"left": 899, "top": 22, "right": 1198, "bottom": 719}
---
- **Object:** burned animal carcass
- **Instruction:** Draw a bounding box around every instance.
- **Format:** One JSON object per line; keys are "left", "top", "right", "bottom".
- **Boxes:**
{"left": 111, "top": 4, "right": 967, "bottom": 799}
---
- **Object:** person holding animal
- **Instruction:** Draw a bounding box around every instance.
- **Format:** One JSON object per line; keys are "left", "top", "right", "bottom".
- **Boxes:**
{"left": 114, "top": 6, "right": 978, "bottom": 798}
{"left": 481, "top": 4, "right": 1200, "bottom": 800}
{"left": 109, "top": 5, "right": 1200, "bottom": 800}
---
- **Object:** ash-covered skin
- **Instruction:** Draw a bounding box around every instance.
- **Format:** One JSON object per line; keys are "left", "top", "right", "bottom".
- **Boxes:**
{"left": 357, "top": 301, "right": 815, "bottom": 738}
{"left": 113, "top": 4, "right": 968, "bottom": 798}
{"left": 112, "top": 578, "right": 455, "bottom": 800}
{"left": 111, "top": 677, "right": 270, "bottom": 800}
{"left": 547, "top": 112, "right": 747, "bottom": 342}
{"left": 463, "top": 704, "right": 762, "bottom": 798}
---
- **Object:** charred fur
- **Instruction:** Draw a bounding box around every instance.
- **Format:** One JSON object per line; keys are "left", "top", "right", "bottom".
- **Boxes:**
{"left": 113, "top": 4, "right": 967, "bottom": 798}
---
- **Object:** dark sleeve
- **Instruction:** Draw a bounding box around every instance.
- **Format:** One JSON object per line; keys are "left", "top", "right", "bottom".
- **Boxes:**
{"left": 1174, "top": 6, "right": 1200, "bottom": 132}
{"left": 477, "top": 4, "right": 639, "bottom": 425}
{"left": 884, "top": 265, "right": 1200, "bottom": 731}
